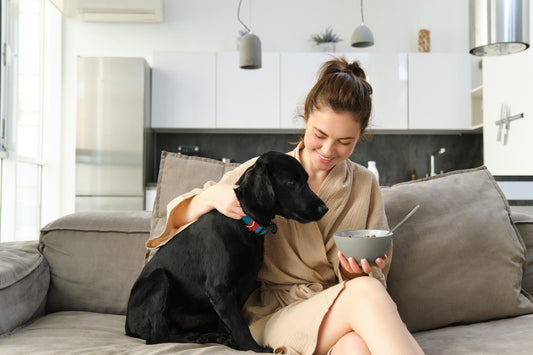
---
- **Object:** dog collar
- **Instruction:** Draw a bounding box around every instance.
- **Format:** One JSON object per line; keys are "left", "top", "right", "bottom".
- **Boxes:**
{"left": 242, "top": 216, "right": 277, "bottom": 236}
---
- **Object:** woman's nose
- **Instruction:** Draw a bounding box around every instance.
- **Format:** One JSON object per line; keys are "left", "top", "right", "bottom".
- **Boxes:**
{"left": 322, "top": 140, "right": 335, "bottom": 155}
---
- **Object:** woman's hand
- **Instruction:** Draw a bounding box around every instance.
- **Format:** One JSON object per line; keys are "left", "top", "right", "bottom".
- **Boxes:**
{"left": 203, "top": 184, "right": 245, "bottom": 220}
{"left": 338, "top": 251, "right": 387, "bottom": 277}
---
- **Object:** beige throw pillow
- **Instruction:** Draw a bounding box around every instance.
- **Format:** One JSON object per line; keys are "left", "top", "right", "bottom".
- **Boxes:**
{"left": 151, "top": 151, "right": 239, "bottom": 240}
{"left": 381, "top": 166, "right": 533, "bottom": 332}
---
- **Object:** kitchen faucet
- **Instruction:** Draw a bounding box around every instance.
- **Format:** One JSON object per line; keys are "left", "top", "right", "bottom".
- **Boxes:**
{"left": 430, "top": 148, "right": 446, "bottom": 176}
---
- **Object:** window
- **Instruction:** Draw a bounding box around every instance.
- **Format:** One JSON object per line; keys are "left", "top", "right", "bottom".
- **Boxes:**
{"left": 0, "top": 0, "right": 44, "bottom": 242}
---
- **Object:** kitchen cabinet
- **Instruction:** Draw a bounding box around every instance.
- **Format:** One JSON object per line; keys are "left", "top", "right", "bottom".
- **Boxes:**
{"left": 151, "top": 52, "right": 216, "bottom": 129}
{"left": 366, "top": 53, "right": 408, "bottom": 130}
{"left": 216, "top": 52, "right": 281, "bottom": 129}
{"left": 407, "top": 53, "right": 472, "bottom": 130}
{"left": 280, "top": 53, "right": 369, "bottom": 129}
{"left": 151, "top": 51, "right": 472, "bottom": 132}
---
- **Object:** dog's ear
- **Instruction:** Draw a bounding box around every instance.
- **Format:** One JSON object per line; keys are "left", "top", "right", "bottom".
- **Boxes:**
{"left": 236, "top": 161, "right": 276, "bottom": 216}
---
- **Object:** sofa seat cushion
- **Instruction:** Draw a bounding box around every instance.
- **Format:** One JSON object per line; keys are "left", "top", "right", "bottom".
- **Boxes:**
{"left": 0, "top": 311, "right": 250, "bottom": 354}
{"left": 413, "top": 313, "right": 533, "bottom": 355}
{"left": 0, "top": 242, "right": 49, "bottom": 336}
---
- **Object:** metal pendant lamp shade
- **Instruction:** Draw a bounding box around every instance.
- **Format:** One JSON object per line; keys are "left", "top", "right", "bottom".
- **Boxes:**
{"left": 470, "top": 0, "right": 530, "bottom": 56}
{"left": 351, "top": 0, "right": 374, "bottom": 47}
{"left": 239, "top": 33, "right": 262, "bottom": 69}
{"left": 351, "top": 24, "right": 374, "bottom": 47}
{"left": 237, "top": 0, "right": 261, "bottom": 69}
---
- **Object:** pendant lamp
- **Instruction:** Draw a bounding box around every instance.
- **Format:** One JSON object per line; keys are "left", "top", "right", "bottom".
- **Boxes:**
{"left": 237, "top": 0, "right": 262, "bottom": 69}
{"left": 469, "top": 0, "right": 530, "bottom": 56}
{"left": 351, "top": 0, "right": 374, "bottom": 48}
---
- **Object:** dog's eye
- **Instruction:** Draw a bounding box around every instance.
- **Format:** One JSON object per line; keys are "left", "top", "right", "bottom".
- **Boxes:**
{"left": 286, "top": 180, "right": 296, "bottom": 186}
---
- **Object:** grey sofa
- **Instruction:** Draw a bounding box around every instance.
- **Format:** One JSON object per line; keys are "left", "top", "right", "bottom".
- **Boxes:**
{"left": 1, "top": 154, "right": 533, "bottom": 354}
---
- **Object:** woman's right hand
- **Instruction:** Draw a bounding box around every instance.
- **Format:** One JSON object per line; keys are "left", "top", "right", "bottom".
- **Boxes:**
{"left": 203, "top": 184, "right": 245, "bottom": 220}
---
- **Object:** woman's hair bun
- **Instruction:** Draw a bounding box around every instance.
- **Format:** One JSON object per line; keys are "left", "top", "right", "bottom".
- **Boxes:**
{"left": 319, "top": 57, "right": 366, "bottom": 80}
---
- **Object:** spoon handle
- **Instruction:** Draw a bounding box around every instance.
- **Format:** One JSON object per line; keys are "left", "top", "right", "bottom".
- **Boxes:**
{"left": 390, "top": 205, "right": 420, "bottom": 233}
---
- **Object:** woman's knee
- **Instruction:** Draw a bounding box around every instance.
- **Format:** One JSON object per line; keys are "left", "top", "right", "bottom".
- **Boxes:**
{"left": 345, "top": 275, "right": 384, "bottom": 294}
{"left": 331, "top": 332, "right": 370, "bottom": 355}
{"left": 342, "top": 276, "right": 396, "bottom": 309}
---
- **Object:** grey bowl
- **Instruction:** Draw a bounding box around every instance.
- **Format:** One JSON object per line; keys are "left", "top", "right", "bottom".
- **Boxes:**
{"left": 334, "top": 229, "right": 392, "bottom": 266}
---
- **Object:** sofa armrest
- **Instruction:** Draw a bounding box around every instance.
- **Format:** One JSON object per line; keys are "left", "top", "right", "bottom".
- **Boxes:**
{"left": 511, "top": 212, "right": 533, "bottom": 295}
{"left": 0, "top": 241, "right": 49, "bottom": 336}
{"left": 39, "top": 211, "right": 151, "bottom": 315}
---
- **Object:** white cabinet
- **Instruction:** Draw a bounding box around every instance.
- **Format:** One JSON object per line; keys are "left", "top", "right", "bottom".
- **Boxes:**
{"left": 366, "top": 53, "right": 408, "bottom": 130}
{"left": 151, "top": 51, "right": 472, "bottom": 132}
{"left": 151, "top": 52, "right": 216, "bottom": 129}
{"left": 280, "top": 53, "right": 369, "bottom": 129}
{"left": 407, "top": 53, "right": 472, "bottom": 130}
{"left": 216, "top": 52, "right": 281, "bottom": 129}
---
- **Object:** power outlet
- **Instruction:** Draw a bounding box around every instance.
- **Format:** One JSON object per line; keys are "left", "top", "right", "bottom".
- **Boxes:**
{"left": 177, "top": 145, "right": 200, "bottom": 156}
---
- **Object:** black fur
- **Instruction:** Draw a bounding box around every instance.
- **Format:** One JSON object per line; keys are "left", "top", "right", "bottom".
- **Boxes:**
{"left": 125, "top": 151, "right": 328, "bottom": 352}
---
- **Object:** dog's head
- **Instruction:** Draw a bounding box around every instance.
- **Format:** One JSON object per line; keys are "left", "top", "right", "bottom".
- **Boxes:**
{"left": 235, "top": 151, "right": 328, "bottom": 225}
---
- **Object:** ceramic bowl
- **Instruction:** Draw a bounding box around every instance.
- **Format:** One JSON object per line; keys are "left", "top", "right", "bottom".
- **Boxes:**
{"left": 333, "top": 229, "right": 392, "bottom": 266}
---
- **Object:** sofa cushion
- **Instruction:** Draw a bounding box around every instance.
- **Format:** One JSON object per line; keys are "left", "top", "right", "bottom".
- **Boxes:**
{"left": 0, "top": 241, "right": 49, "bottom": 336}
{"left": 381, "top": 166, "right": 533, "bottom": 332}
{"left": 413, "top": 313, "right": 533, "bottom": 355}
{"left": 512, "top": 212, "right": 533, "bottom": 295}
{"left": 0, "top": 311, "right": 248, "bottom": 354}
{"left": 151, "top": 151, "right": 239, "bottom": 239}
{"left": 40, "top": 211, "right": 151, "bottom": 315}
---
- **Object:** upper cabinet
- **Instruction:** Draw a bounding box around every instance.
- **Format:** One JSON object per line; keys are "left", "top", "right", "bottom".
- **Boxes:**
{"left": 407, "top": 53, "right": 472, "bottom": 130}
{"left": 151, "top": 52, "right": 216, "bottom": 129}
{"left": 280, "top": 53, "right": 369, "bottom": 129}
{"left": 280, "top": 52, "right": 408, "bottom": 130}
{"left": 367, "top": 53, "right": 408, "bottom": 130}
{"left": 216, "top": 52, "right": 280, "bottom": 129}
{"left": 151, "top": 51, "right": 472, "bottom": 132}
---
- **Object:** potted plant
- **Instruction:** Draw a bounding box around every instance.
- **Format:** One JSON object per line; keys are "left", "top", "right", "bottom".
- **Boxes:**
{"left": 311, "top": 26, "right": 343, "bottom": 52}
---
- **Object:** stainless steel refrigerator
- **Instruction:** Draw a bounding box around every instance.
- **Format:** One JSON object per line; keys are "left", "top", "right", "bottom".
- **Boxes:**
{"left": 76, "top": 57, "right": 152, "bottom": 211}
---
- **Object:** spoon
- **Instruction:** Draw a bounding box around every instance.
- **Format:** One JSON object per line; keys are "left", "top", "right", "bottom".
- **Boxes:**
{"left": 390, "top": 205, "right": 420, "bottom": 233}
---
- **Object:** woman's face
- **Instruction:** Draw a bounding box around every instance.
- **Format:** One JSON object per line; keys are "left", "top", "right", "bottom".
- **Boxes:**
{"left": 303, "top": 106, "right": 361, "bottom": 173}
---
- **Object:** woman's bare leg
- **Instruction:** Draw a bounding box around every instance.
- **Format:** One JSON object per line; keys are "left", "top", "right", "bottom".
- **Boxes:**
{"left": 315, "top": 276, "right": 424, "bottom": 355}
{"left": 329, "top": 332, "right": 370, "bottom": 355}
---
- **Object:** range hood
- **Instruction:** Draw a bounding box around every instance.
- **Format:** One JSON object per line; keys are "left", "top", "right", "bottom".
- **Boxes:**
{"left": 50, "top": 0, "right": 163, "bottom": 23}
{"left": 469, "top": 0, "right": 530, "bottom": 56}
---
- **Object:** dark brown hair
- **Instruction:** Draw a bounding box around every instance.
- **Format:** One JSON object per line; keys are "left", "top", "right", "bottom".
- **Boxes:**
{"left": 303, "top": 56, "right": 373, "bottom": 134}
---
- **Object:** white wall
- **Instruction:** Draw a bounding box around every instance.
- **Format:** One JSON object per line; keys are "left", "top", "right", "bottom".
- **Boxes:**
{"left": 55, "top": 0, "right": 469, "bottom": 219}
{"left": 481, "top": 4, "right": 533, "bottom": 176}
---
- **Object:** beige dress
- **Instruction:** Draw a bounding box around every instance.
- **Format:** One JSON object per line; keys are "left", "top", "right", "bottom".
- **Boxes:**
{"left": 146, "top": 144, "right": 391, "bottom": 354}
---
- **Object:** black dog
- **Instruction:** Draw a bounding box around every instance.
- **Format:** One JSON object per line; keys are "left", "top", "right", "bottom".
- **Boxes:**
{"left": 125, "top": 151, "right": 328, "bottom": 352}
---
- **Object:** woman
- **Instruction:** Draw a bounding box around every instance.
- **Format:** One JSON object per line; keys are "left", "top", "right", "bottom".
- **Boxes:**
{"left": 147, "top": 57, "right": 424, "bottom": 355}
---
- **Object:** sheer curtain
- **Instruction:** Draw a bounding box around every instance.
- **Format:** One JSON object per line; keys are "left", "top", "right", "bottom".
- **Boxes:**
{"left": 0, "top": 0, "right": 44, "bottom": 242}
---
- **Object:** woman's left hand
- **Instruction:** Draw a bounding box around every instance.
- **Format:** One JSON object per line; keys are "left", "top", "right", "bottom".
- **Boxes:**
{"left": 338, "top": 251, "right": 386, "bottom": 277}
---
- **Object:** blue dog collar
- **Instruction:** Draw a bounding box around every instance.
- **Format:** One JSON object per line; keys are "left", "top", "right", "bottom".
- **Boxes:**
{"left": 242, "top": 216, "right": 276, "bottom": 236}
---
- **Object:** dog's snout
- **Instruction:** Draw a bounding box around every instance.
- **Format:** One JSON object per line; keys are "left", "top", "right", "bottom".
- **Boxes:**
{"left": 318, "top": 203, "right": 328, "bottom": 216}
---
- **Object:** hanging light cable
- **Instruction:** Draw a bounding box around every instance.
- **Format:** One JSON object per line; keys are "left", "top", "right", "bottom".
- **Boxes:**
{"left": 351, "top": 0, "right": 374, "bottom": 48}
{"left": 237, "top": 0, "right": 262, "bottom": 69}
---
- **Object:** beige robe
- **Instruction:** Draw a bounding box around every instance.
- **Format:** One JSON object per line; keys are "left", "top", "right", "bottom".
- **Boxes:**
{"left": 146, "top": 144, "right": 391, "bottom": 354}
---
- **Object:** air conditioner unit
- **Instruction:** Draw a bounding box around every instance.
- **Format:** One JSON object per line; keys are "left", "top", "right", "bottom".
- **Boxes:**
{"left": 49, "top": 0, "right": 163, "bottom": 23}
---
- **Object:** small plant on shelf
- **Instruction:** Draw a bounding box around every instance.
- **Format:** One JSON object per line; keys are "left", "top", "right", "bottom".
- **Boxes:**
{"left": 311, "top": 26, "right": 343, "bottom": 45}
